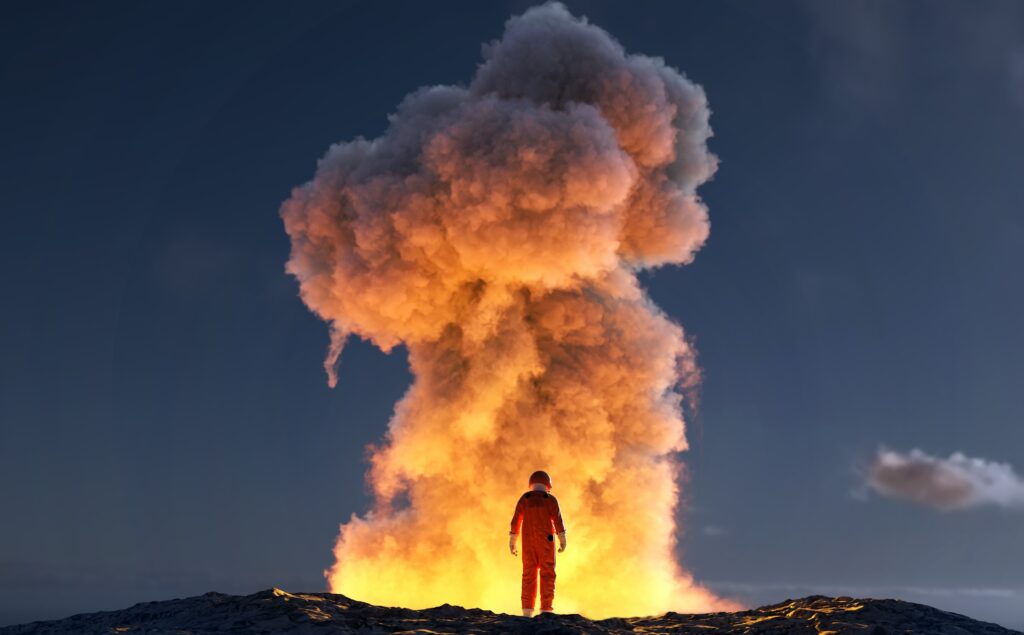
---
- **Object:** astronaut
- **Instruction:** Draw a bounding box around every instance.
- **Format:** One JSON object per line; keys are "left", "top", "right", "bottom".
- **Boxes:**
{"left": 508, "top": 470, "right": 567, "bottom": 617}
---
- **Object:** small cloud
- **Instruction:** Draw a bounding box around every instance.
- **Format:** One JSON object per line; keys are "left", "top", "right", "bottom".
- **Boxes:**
{"left": 864, "top": 448, "right": 1024, "bottom": 511}
{"left": 702, "top": 525, "right": 726, "bottom": 538}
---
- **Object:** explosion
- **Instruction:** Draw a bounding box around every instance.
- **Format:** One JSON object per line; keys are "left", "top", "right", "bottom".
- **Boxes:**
{"left": 281, "top": 3, "right": 733, "bottom": 618}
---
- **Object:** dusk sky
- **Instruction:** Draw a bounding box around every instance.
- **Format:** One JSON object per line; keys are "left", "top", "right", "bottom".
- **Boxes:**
{"left": 2, "top": 0, "right": 1023, "bottom": 629}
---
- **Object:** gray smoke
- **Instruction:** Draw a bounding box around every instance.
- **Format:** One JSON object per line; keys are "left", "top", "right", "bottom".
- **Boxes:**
{"left": 866, "top": 448, "right": 1024, "bottom": 511}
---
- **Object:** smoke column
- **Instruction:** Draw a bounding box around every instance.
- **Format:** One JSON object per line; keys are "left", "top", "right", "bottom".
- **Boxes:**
{"left": 282, "top": 3, "right": 734, "bottom": 617}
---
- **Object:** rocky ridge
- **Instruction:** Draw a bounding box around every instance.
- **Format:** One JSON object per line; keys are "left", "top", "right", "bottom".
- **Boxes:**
{"left": 1, "top": 588, "right": 1019, "bottom": 634}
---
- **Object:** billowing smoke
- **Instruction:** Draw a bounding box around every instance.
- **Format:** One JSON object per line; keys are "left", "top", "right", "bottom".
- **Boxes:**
{"left": 281, "top": 2, "right": 734, "bottom": 617}
{"left": 866, "top": 448, "right": 1024, "bottom": 511}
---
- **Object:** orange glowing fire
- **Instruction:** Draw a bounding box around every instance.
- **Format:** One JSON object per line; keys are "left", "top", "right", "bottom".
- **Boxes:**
{"left": 282, "top": 3, "right": 738, "bottom": 618}
{"left": 321, "top": 283, "right": 734, "bottom": 618}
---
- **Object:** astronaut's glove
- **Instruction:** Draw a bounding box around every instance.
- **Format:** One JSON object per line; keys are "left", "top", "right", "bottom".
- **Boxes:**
{"left": 509, "top": 533, "right": 518, "bottom": 556}
{"left": 557, "top": 532, "right": 567, "bottom": 553}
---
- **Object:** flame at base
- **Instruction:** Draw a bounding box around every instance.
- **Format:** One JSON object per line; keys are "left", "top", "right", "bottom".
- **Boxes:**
{"left": 324, "top": 274, "right": 736, "bottom": 617}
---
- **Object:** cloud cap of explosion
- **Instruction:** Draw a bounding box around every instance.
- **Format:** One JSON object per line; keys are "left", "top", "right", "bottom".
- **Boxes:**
{"left": 281, "top": 2, "right": 735, "bottom": 618}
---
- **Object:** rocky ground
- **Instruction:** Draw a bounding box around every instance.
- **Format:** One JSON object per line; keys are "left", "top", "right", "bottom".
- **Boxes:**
{"left": 1, "top": 588, "right": 1018, "bottom": 634}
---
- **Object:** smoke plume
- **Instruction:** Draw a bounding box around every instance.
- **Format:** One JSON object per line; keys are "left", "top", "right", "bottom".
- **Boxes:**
{"left": 866, "top": 448, "right": 1024, "bottom": 512}
{"left": 281, "top": 2, "right": 733, "bottom": 617}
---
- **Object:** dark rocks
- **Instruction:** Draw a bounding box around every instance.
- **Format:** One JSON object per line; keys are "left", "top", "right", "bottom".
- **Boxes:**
{"left": 0, "top": 588, "right": 1018, "bottom": 634}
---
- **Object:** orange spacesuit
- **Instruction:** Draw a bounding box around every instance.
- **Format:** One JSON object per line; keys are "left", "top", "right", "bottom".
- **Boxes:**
{"left": 508, "top": 470, "right": 567, "bottom": 617}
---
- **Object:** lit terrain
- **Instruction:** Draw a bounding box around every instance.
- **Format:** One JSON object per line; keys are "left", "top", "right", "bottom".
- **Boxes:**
{"left": 1, "top": 588, "right": 1018, "bottom": 634}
